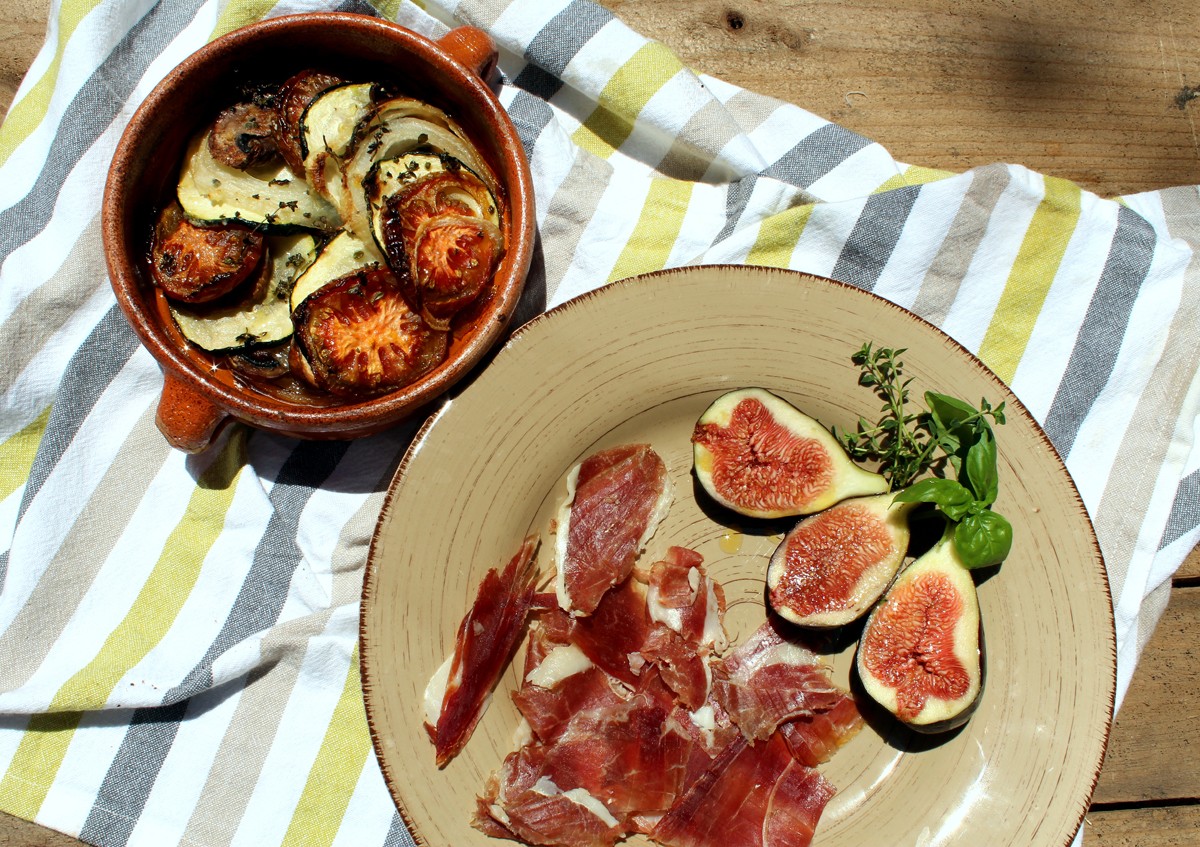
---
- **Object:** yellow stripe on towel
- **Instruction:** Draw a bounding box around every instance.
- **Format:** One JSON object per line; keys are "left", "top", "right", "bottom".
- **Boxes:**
{"left": 280, "top": 644, "right": 371, "bottom": 847}
{"left": 0, "top": 406, "right": 51, "bottom": 503}
{"left": 209, "top": 0, "right": 278, "bottom": 41}
{"left": 0, "top": 0, "right": 106, "bottom": 168}
{"left": 572, "top": 41, "right": 683, "bottom": 160}
{"left": 0, "top": 431, "right": 247, "bottom": 820}
{"left": 746, "top": 204, "right": 815, "bottom": 268}
{"left": 979, "top": 175, "right": 1082, "bottom": 384}
{"left": 607, "top": 178, "right": 694, "bottom": 282}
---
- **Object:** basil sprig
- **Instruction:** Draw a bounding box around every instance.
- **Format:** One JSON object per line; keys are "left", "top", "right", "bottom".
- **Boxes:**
{"left": 893, "top": 392, "right": 1013, "bottom": 569}
{"left": 838, "top": 344, "right": 1013, "bottom": 570}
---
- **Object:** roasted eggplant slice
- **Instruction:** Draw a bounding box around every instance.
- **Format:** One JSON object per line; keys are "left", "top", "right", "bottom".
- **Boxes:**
{"left": 225, "top": 344, "right": 291, "bottom": 379}
{"left": 275, "top": 69, "right": 344, "bottom": 173}
{"left": 208, "top": 101, "right": 280, "bottom": 169}
{"left": 291, "top": 268, "right": 448, "bottom": 397}
{"left": 289, "top": 229, "right": 382, "bottom": 311}
{"left": 176, "top": 132, "right": 341, "bottom": 231}
{"left": 169, "top": 233, "right": 318, "bottom": 352}
{"left": 151, "top": 202, "right": 265, "bottom": 304}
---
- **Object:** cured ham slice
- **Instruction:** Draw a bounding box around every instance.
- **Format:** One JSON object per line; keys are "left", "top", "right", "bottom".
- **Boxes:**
{"left": 645, "top": 547, "right": 728, "bottom": 654}
{"left": 514, "top": 613, "right": 627, "bottom": 744}
{"left": 779, "top": 693, "right": 864, "bottom": 767}
{"left": 651, "top": 732, "right": 835, "bottom": 847}
{"left": 641, "top": 626, "right": 711, "bottom": 710}
{"left": 476, "top": 744, "right": 624, "bottom": 847}
{"left": 426, "top": 536, "right": 539, "bottom": 767}
{"left": 570, "top": 575, "right": 655, "bottom": 685}
{"left": 478, "top": 679, "right": 695, "bottom": 845}
{"left": 712, "top": 619, "right": 844, "bottom": 741}
{"left": 555, "top": 444, "right": 672, "bottom": 615}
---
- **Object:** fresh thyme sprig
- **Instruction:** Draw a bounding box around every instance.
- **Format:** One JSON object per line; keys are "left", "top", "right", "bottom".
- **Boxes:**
{"left": 836, "top": 344, "right": 937, "bottom": 490}
{"left": 837, "top": 342, "right": 1012, "bottom": 569}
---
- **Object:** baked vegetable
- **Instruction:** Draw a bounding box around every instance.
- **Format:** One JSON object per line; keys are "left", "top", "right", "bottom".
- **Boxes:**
{"left": 169, "top": 233, "right": 318, "bottom": 352}
{"left": 366, "top": 153, "right": 503, "bottom": 328}
{"left": 288, "top": 229, "right": 382, "bottom": 311}
{"left": 150, "top": 202, "right": 265, "bottom": 304}
{"left": 176, "top": 132, "right": 341, "bottom": 231}
{"left": 274, "top": 69, "right": 344, "bottom": 173}
{"left": 290, "top": 268, "right": 448, "bottom": 396}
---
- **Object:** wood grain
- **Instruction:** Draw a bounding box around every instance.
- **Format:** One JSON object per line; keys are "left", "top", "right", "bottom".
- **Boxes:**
{"left": 603, "top": 0, "right": 1200, "bottom": 197}
{"left": 1085, "top": 806, "right": 1200, "bottom": 846}
{"left": 0, "top": 0, "right": 47, "bottom": 124}
{"left": 1093, "top": 586, "right": 1200, "bottom": 804}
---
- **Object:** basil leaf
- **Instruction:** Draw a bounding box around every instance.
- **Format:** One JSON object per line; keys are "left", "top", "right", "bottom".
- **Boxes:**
{"left": 965, "top": 429, "right": 999, "bottom": 506}
{"left": 894, "top": 478, "right": 975, "bottom": 520}
{"left": 925, "top": 391, "right": 976, "bottom": 427}
{"left": 954, "top": 510, "right": 1013, "bottom": 569}
{"left": 925, "top": 391, "right": 980, "bottom": 475}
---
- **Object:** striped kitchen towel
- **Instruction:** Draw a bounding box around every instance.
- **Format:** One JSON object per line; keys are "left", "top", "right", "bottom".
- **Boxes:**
{"left": 0, "top": 0, "right": 1196, "bottom": 846}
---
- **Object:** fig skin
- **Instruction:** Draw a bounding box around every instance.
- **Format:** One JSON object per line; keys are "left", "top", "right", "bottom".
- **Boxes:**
{"left": 855, "top": 531, "right": 984, "bottom": 732}
{"left": 767, "top": 494, "right": 916, "bottom": 628}
{"left": 691, "top": 388, "right": 888, "bottom": 519}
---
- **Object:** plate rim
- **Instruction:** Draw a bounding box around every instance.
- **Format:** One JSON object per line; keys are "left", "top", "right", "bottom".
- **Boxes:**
{"left": 360, "top": 264, "right": 1116, "bottom": 847}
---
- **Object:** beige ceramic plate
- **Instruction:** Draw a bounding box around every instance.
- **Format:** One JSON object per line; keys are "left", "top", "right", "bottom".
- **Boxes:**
{"left": 361, "top": 266, "right": 1115, "bottom": 847}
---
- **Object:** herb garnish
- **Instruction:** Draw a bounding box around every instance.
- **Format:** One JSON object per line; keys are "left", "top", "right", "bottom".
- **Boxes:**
{"left": 838, "top": 342, "right": 1013, "bottom": 569}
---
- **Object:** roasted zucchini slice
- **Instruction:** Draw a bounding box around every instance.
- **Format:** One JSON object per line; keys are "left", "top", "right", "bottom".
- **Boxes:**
{"left": 289, "top": 229, "right": 383, "bottom": 311}
{"left": 176, "top": 132, "right": 341, "bottom": 231}
{"left": 275, "top": 69, "right": 344, "bottom": 173}
{"left": 301, "top": 82, "right": 378, "bottom": 168}
{"left": 169, "top": 233, "right": 318, "bottom": 352}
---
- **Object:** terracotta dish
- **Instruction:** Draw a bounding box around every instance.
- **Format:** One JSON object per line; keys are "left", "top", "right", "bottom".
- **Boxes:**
{"left": 361, "top": 266, "right": 1115, "bottom": 846}
{"left": 103, "top": 13, "right": 534, "bottom": 451}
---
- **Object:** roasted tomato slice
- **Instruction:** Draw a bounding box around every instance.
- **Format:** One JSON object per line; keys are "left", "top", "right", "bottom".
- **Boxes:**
{"left": 291, "top": 268, "right": 448, "bottom": 397}
{"left": 409, "top": 214, "right": 504, "bottom": 327}
{"left": 208, "top": 101, "right": 279, "bottom": 169}
{"left": 378, "top": 169, "right": 504, "bottom": 329}
{"left": 150, "top": 203, "right": 265, "bottom": 304}
{"left": 274, "top": 69, "right": 344, "bottom": 172}
{"left": 383, "top": 169, "right": 496, "bottom": 252}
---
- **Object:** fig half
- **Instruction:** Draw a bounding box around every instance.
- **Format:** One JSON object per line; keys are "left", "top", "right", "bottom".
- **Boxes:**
{"left": 691, "top": 388, "right": 888, "bottom": 519}
{"left": 767, "top": 493, "right": 916, "bottom": 628}
{"left": 855, "top": 531, "right": 983, "bottom": 732}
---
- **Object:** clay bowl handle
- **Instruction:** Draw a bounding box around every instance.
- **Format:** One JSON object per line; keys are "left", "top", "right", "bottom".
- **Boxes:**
{"left": 156, "top": 372, "right": 229, "bottom": 453}
{"left": 437, "top": 26, "right": 498, "bottom": 79}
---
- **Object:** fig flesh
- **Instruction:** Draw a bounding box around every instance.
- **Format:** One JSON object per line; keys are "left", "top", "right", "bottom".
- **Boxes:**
{"left": 767, "top": 493, "right": 915, "bottom": 628}
{"left": 691, "top": 388, "right": 888, "bottom": 519}
{"left": 855, "top": 532, "right": 983, "bottom": 732}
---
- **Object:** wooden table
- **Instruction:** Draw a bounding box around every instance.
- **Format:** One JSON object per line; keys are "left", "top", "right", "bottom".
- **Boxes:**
{"left": 1, "top": 1, "right": 1196, "bottom": 845}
